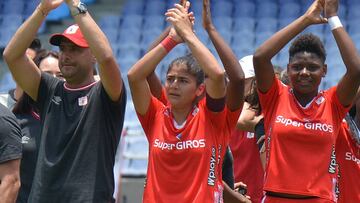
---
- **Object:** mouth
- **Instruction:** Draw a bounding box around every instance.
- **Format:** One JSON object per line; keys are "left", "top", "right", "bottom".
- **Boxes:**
{"left": 168, "top": 93, "right": 180, "bottom": 97}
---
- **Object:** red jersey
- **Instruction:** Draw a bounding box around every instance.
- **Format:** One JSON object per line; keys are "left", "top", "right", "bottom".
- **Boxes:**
{"left": 138, "top": 96, "right": 240, "bottom": 203}
{"left": 230, "top": 130, "right": 264, "bottom": 203}
{"left": 258, "top": 78, "right": 349, "bottom": 202}
{"left": 336, "top": 120, "right": 360, "bottom": 203}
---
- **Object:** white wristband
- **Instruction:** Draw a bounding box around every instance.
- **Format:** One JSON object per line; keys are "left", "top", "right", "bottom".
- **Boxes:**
{"left": 328, "top": 16, "right": 343, "bottom": 30}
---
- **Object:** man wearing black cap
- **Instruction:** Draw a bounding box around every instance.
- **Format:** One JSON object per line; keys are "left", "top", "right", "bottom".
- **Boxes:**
{"left": 3, "top": 0, "right": 126, "bottom": 202}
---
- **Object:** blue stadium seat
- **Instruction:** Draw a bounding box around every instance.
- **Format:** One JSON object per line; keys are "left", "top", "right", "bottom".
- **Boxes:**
{"left": 279, "top": 2, "right": 301, "bottom": 18}
{"left": 118, "top": 28, "right": 141, "bottom": 45}
{"left": 143, "top": 15, "right": 165, "bottom": 31}
{"left": 256, "top": 18, "right": 278, "bottom": 33}
{"left": 1, "top": 1, "right": 25, "bottom": 14}
{"left": 234, "top": 1, "right": 255, "bottom": 18}
{"left": 122, "top": 1, "right": 145, "bottom": 16}
{"left": 278, "top": 17, "right": 297, "bottom": 29}
{"left": 0, "top": 72, "right": 16, "bottom": 93}
{"left": 232, "top": 33, "right": 255, "bottom": 49}
{"left": 213, "top": 16, "right": 233, "bottom": 32}
{"left": 99, "top": 15, "right": 121, "bottom": 29}
{"left": 82, "top": 0, "right": 96, "bottom": 4}
{"left": 255, "top": 32, "right": 273, "bottom": 48}
{"left": 139, "top": 27, "right": 163, "bottom": 49}
{"left": 233, "top": 46, "right": 253, "bottom": 59}
{"left": 120, "top": 14, "right": 143, "bottom": 30}
{"left": 103, "top": 28, "right": 119, "bottom": 43}
{"left": 212, "top": 1, "right": 233, "bottom": 18}
{"left": 233, "top": 17, "right": 255, "bottom": 33}
{"left": 46, "top": 3, "right": 70, "bottom": 22}
{"left": 1, "top": 14, "right": 23, "bottom": 27}
{"left": 144, "top": 0, "right": 166, "bottom": 16}
{"left": 256, "top": 2, "right": 278, "bottom": 19}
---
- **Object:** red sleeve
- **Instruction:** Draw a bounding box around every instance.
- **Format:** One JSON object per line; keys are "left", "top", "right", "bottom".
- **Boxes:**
{"left": 136, "top": 96, "right": 165, "bottom": 140}
{"left": 258, "top": 77, "right": 283, "bottom": 116}
{"left": 327, "top": 86, "right": 352, "bottom": 123}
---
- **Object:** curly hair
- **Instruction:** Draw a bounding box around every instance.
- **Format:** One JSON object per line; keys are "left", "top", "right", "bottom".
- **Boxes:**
{"left": 289, "top": 33, "right": 326, "bottom": 63}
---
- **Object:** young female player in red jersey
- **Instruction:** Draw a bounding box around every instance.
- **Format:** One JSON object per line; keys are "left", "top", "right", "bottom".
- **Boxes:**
{"left": 336, "top": 88, "right": 360, "bottom": 203}
{"left": 252, "top": 0, "right": 360, "bottom": 202}
{"left": 128, "top": 2, "right": 242, "bottom": 203}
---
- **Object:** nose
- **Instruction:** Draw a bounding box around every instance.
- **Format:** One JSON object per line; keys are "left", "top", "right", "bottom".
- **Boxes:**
{"left": 299, "top": 67, "right": 310, "bottom": 75}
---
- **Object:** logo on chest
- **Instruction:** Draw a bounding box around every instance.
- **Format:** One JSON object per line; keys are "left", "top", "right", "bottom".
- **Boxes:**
{"left": 275, "top": 115, "right": 333, "bottom": 133}
{"left": 153, "top": 138, "right": 206, "bottom": 151}
{"left": 78, "top": 96, "right": 88, "bottom": 106}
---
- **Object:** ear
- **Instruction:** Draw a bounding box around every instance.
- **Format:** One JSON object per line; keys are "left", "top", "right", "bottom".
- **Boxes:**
{"left": 322, "top": 64, "right": 327, "bottom": 77}
{"left": 196, "top": 83, "right": 205, "bottom": 97}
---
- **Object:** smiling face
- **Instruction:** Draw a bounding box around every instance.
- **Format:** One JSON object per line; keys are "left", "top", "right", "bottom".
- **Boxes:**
{"left": 287, "top": 51, "right": 327, "bottom": 96}
{"left": 165, "top": 63, "right": 204, "bottom": 109}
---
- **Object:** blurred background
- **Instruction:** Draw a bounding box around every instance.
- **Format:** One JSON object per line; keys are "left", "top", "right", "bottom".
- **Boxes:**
{"left": 0, "top": 0, "right": 359, "bottom": 202}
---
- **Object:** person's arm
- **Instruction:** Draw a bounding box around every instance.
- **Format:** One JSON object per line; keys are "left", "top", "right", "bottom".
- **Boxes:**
{"left": 203, "top": 0, "right": 244, "bottom": 110}
{"left": 167, "top": 3, "right": 225, "bottom": 99}
{"left": 253, "top": 0, "right": 327, "bottom": 93}
{"left": 325, "top": 0, "right": 360, "bottom": 106}
{"left": 0, "top": 159, "right": 21, "bottom": 203}
{"left": 65, "top": 0, "right": 123, "bottom": 101}
{"left": 223, "top": 181, "right": 252, "bottom": 203}
{"left": 236, "top": 102, "right": 262, "bottom": 132}
{"left": 3, "top": 1, "right": 63, "bottom": 101}
{"left": 146, "top": 27, "right": 171, "bottom": 99}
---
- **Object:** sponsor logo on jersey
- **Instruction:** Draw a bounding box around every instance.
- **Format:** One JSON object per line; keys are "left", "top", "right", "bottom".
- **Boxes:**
{"left": 208, "top": 146, "right": 216, "bottom": 186}
{"left": 315, "top": 96, "right": 325, "bottom": 105}
{"left": 78, "top": 96, "right": 88, "bottom": 106}
{"left": 246, "top": 132, "right": 254, "bottom": 139}
{"left": 345, "top": 152, "right": 360, "bottom": 165}
{"left": 275, "top": 115, "right": 333, "bottom": 133}
{"left": 328, "top": 145, "right": 337, "bottom": 174}
{"left": 153, "top": 138, "right": 205, "bottom": 151}
{"left": 22, "top": 136, "right": 30, "bottom": 144}
{"left": 51, "top": 96, "right": 62, "bottom": 105}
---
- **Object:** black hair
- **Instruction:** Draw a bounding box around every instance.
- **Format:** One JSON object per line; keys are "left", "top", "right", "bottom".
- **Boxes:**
{"left": 167, "top": 54, "right": 205, "bottom": 86}
{"left": 289, "top": 33, "right": 326, "bottom": 63}
{"left": 29, "top": 38, "right": 42, "bottom": 51}
{"left": 13, "top": 49, "right": 59, "bottom": 115}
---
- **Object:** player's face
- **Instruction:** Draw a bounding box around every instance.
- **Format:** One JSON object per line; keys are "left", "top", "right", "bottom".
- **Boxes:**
{"left": 58, "top": 39, "right": 94, "bottom": 84}
{"left": 39, "top": 56, "right": 63, "bottom": 79}
{"left": 287, "top": 51, "right": 326, "bottom": 96}
{"left": 165, "top": 64, "right": 203, "bottom": 108}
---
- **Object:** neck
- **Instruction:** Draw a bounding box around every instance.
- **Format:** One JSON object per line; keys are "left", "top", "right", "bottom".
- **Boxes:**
{"left": 171, "top": 105, "right": 194, "bottom": 125}
{"left": 65, "top": 76, "right": 95, "bottom": 89}
{"left": 293, "top": 89, "right": 318, "bottom": 107}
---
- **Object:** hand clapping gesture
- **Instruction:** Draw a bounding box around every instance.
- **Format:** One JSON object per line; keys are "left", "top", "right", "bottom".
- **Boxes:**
{"left": 166, "top": 1, "right": 195, "bottom": 42}
{"left": 303, "top": 0, "right": 328, "bottom": 25}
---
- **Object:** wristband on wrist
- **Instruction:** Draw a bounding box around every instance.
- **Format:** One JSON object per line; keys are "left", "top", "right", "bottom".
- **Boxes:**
{"left": 328, "top": 16, "right": 343, "bottom": 30}
{"left": 160, "top": 36, "right": 179, "bottom": 53}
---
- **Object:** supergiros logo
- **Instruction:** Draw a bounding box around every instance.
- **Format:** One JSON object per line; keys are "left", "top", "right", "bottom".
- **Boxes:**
{"left": 153, "top": 139, "right": 206, "bottom": 151}
{"left": 275, "top": 115, "right": 334, "bottom": 133}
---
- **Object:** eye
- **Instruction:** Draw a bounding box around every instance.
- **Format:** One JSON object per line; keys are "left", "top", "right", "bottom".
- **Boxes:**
{"left": 290, "top": 64, "right": 303, "bottom": 71}
{"left": 166, "top": 76, "right": 174, "bottom": 83}
{"left": 307, "top": 64, "right": 321, "bottom": 71}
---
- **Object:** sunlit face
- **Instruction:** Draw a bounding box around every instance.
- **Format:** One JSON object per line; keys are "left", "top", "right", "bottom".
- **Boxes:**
{"left": 165, "top": 64, "right": 204, "bottom": 109}
{"left": 287, "top": 51, "right": 326, "bottom": 95}
{"left": 58, "top": 39, "right": 94, "bottom": 83}
{"left": 39, "top": 56, "right": 63, "bottom": 79}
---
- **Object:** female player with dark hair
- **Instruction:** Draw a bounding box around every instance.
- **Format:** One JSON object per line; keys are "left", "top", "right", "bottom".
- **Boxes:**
{"left": 252, "top": 0, "right": 360, "bottom": 202}
{"left": 13, "top": 49, "right": 61, "bottom": 203}
{"left": 128, "top": 1, "right": 242, "bottom": 202}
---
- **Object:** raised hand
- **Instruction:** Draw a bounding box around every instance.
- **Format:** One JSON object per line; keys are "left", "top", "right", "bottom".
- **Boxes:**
{"left": 166, "top": 2, "right": 194, "bottom": 41}
{"left": 39, "top": 0, "right": 64, "bottom": 13}
{"left": 303, "top": 0, "right": 328, "bottom": 25}
{"left": 202, "top": 0, "right": 214, "bottom": 30}
{"left": 325, "top": 0, "right": 339, "bottom": 18}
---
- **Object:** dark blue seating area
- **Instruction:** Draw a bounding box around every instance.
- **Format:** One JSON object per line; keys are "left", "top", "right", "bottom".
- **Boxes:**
{"left": 102, "top": 0, "right": 360, "bottom": 90}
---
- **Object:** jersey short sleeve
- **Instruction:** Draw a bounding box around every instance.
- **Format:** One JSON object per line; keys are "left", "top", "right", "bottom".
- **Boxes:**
{"left": 258, "top": 77, "right": 283, "bottom": 116}
{"left": 36, "top": 72, "right": 62, "bottom": 113}
{"left": 137, "top": 96, "right": 165, "bottom": 140}
{"left": 326, "top": 86, "right": 351, "bottom": 123}
{"left": 0, "top": 104, "right": 22, "bottom": 163}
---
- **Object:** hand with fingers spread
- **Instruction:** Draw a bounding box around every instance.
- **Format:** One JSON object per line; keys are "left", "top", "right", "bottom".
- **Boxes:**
{"left": 325, "top": 0, "right": 339, "bottom": 18}
{"left": 303, "top": 0, "right": 328, "bottom": 25}
{"left": 39, "top": 0, "right": 64, "bottom": 14}
{"left": 166, "top": 2, "right": 194, "bottom": 42}
{"left": 202, "top": 0, "right": 215, "bottom": 30}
